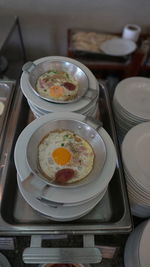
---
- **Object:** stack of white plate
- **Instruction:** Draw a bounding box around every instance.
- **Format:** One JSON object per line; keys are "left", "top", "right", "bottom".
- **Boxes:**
{"left": 122, "top": 122, "right": 150, "bottom": 218}
{"left": 113, "top": 77, "right": 150, "bottom": 141}
{"left": 20, "top": 56, "right": 99, "bottom": 119}
{"left": 0, "top": 253, "right": 11, "bottom": 267}
{"left": 14, "top": 112, "right": 117, "bottom": 222}
{"left": 124, "top": 219, "right": 150, "bottom": 267}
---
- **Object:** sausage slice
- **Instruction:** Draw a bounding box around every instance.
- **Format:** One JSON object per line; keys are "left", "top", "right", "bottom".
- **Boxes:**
{"left": 63, "top": 82, "right": 76, "bottom": 91}
{"left": 55, "top": 168, "right": 75, "bottom": 184}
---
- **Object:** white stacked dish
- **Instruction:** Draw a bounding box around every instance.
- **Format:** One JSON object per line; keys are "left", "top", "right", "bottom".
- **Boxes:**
{"left": 122, "top": 122, "right": 150, "bottom": 218}
{"left": 113, "top": 77, "right": 150, "bottom": 142}
{"left": 14, "top": 112, "right": 117, "bottom": 221}
{"left": 124, "top": 219, "right": 150, "bottom": 267}
{"left": 100, "top": 38, "right": 137, "bottom": 56}
{"left": 0, "top": 253, "right": 12, "bottom": 267}
{"left": 21, "top": 56, "right": 99, "bottom": 119}
{"left": 17, "top": 173, "right": 107, "bottom": 222}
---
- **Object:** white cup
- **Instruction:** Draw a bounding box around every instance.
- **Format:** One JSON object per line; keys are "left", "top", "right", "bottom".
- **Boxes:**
{"left": 122, "top": 24, "right": 141, "bottom": 42}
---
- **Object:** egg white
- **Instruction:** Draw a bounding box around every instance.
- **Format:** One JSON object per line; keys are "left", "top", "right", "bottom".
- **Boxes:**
{"left": 38, "top": 130, "right": 94, "bottom": 184}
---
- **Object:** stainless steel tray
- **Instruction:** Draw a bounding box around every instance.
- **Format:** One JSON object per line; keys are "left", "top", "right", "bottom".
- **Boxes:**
{"left": 0, "top": 81, "right": 132, "bottom": 264}
{"left": 0, "top": 81, "right": 132, "bottom": 235}
{"left": 0, "top": 80, "right": 15, "bottom": 155}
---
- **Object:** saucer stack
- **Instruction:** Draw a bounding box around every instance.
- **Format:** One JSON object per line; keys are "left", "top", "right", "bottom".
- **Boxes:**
{"left": 20, "top": 56, "right": 99, "bottom": 119}
{"left": 122, "top": 122, "right": 150, "bottom": 218}
{"left": 14, "top": 112, "right": 117, "bottom": 222}
{"left": 124, "top": 219, "right": 150, "bottom": 267}
{"left": 113, "top": 77, "right": 150, "bottom": 142}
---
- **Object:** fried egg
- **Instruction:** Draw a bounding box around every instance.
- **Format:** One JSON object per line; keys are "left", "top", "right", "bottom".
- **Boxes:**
{"left": 36, "top": 70, "right": 78, "bottom": 101}
{"left": 38, "top": 130, "right": 94, "bottom": 184}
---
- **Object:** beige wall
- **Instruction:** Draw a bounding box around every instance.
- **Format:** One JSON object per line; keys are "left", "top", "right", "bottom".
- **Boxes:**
{"left": 1, "top": 0, "right": 150, "bottom": 60}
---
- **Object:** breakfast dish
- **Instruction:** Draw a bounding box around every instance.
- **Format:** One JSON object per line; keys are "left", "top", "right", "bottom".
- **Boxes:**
{"left": 38, "top": 130, "right": 94, "bottom": 185}
{"left": 36, "top": 70, "right": 78, "bottom": 101}
{"left": 14, "top": 112, "right": 116, "bottom": 204}
{"left": 72, "top": 31, "right": 118, "bottom": 53}
{"left": 23, "top": 58, "right": 89, "bottom": 104}
{"left": 21, "top": 56, "right": 99, "bottom": 112}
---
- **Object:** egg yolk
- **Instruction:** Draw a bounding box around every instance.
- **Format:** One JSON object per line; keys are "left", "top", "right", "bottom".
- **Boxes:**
{"left": 52, "top": 147, "right": 71, "bottom": 165}
{"left": 49, "top": 85, "right": 64, "bottom": 98}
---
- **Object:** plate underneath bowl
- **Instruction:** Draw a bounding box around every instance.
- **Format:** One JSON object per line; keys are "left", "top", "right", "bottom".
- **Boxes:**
{"left": 17, "top": 173, "right": 107, "bottom": 221}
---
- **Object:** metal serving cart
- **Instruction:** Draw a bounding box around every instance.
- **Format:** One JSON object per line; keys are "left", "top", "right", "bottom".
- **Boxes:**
{"left": 0, "top": 80, "right": 132, "bottom": 265}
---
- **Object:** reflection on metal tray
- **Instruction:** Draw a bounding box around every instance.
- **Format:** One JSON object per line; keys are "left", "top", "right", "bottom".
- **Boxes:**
{"left": 0, "top": 81, "right": 132, "bottom": 235}
{"left": 0, "top": 80, "right": 15, "bottom": 153}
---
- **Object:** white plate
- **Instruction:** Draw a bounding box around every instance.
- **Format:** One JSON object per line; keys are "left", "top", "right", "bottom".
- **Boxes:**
{"left": 113, "top": 97, "right": 146, "bottom": 123}
{"left": 28, "top": 91, "right": 99, "bottom": 118}
{"left": 126, "top": 179, "right": 150, "bottom": 206}
{"left": 100, "top": 38, "right": 136, "bottom": 56}
{"left": 0, "top": 253, "right": 11, "bottom": 267}
{"left": 139, "top": 219, "right": 150, "bottom": 267}
{"left": 113, "top": 77, "right": 150, "bottom": 120}
{"left": 125, "top": 168, "right": 150, "bottom": 200}
{"left": 122, "top": 122, "right": 150, "bottom": 192}
{"left": 28, "top": 100, "right": 46, "bottom": 115}
{"left": 14, "top": 112, "right": 117, "bottom": 204}
{"left": 131, "top": 201, "right": 150, "bottom": 218}
{"left": 20, "top": 56, "right": 99, "bottom": 113}
{"left": 17, "top": 173, "right": 107, "bottom": 221}
{"left": 28, "top": 94, "right": 99, "bottom": 118}
{"left": 124, "top": 221, "right": 147, "bottom": 267}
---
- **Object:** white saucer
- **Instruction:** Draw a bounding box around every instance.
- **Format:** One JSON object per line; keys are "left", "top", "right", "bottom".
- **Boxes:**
{"left": 100, "top": 38, "right": 136, "bottom": 56}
